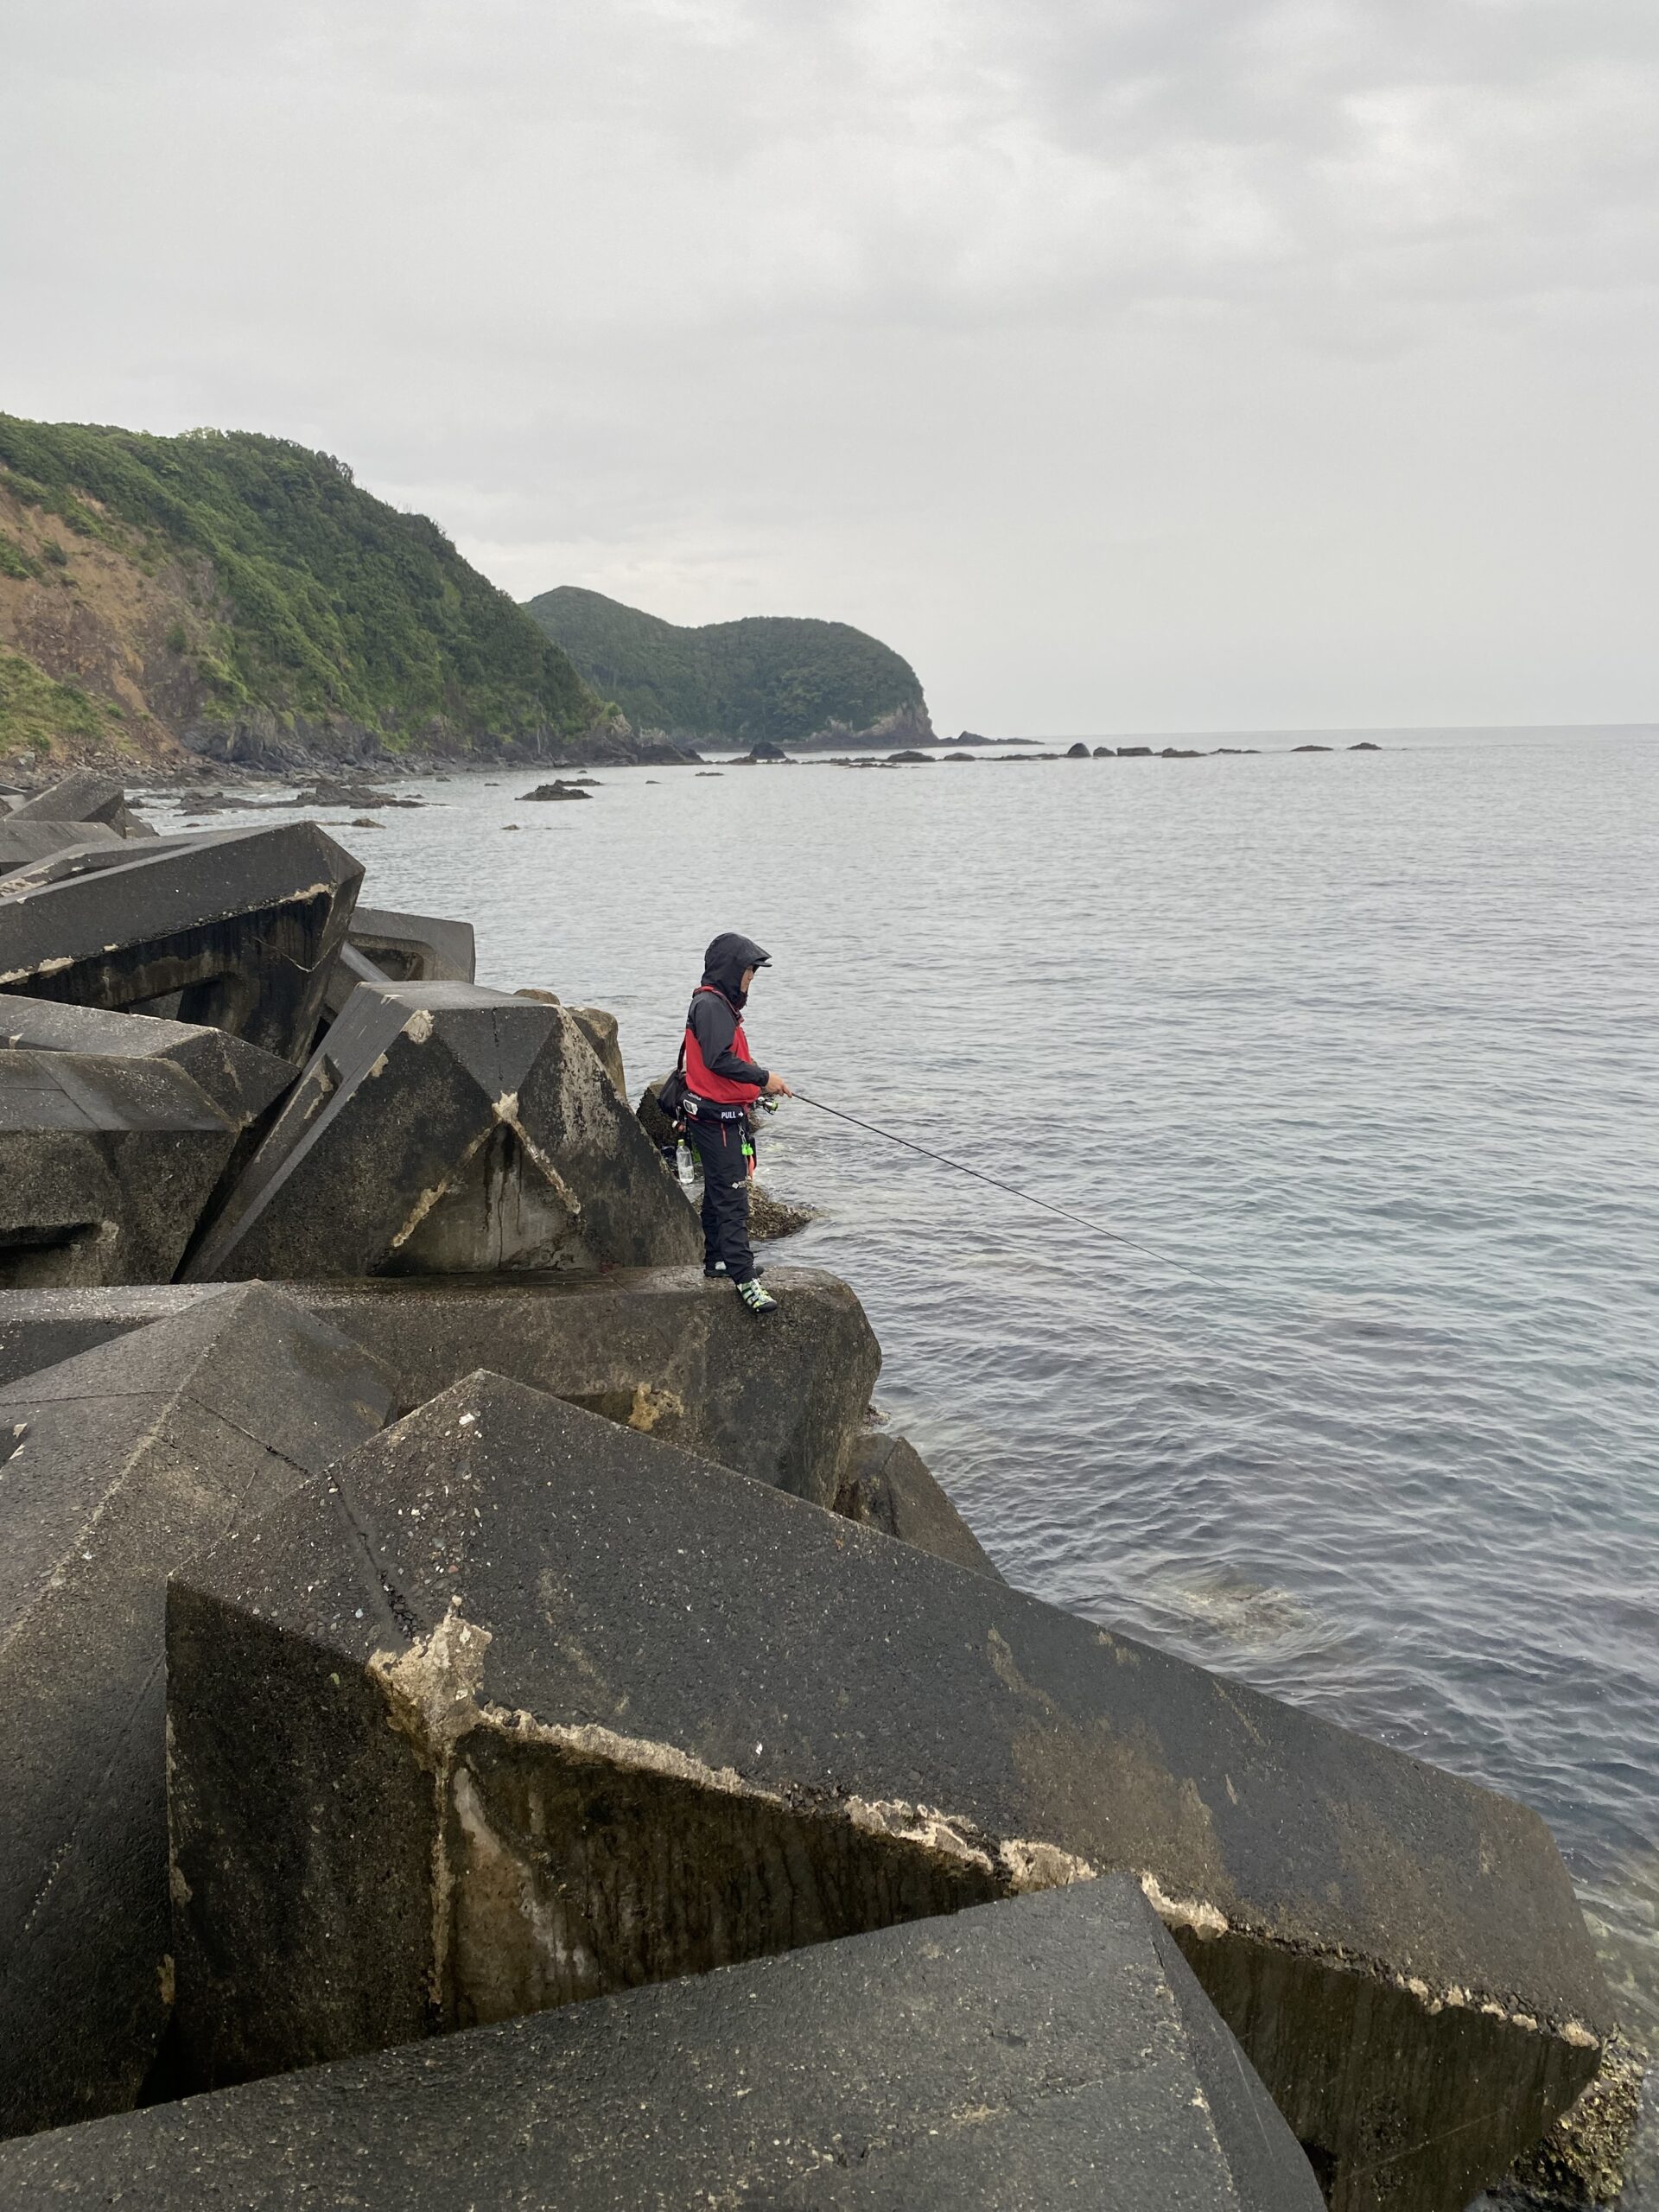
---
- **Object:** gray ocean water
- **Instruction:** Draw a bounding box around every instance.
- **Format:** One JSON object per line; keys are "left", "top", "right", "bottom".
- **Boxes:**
{"left": 149, "top": 728, "right": 1658, "bottom": 2204}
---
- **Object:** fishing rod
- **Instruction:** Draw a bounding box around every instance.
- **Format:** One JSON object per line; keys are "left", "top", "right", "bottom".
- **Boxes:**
{"left": 783, "top": 1089, "right": 1212, "bottom": 1281}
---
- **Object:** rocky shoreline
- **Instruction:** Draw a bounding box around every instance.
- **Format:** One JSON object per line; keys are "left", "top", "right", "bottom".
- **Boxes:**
{"left": 0, "top": 771, "right": 1640, "bottom": 2210}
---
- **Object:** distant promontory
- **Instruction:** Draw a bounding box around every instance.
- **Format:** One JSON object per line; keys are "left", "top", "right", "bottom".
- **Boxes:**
{"left": 524, "top": 585, "right": 933, "bottom": 749}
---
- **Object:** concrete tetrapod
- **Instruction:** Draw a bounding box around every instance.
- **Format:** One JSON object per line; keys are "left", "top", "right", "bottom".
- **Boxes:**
{"left": 6, "top": 772, "right": 155, "bottom": 838}
{"left": 321, "top": 903, "right": 478, "bottom": 1024}
{"left": 186, "top": 982, "right": 701, "bottom": 1280}
{"left": 0, "top": 1267, "right": 880, "bottom": 1505}
{"left": 0, "top": 822, "right": 361, "bottom": 1063}
{"left": 0, "top": 821, "right": 125, "bottom": 875}
{"left": 0, "top": 1879, "right": 1325, "bottom": 2210}
{"left": 346, "top": 905, "right": 476, "bottom": 984}
{"left": 0, "top": 1052, "right": 238, "bottom": 1285}
{"left": 0, "top": 995, "right": 296, "bottom": 1135}
{"left": 0, "top": 1287, "right": 397, "bottom": 2139}
{"left": 165, "top": 1375, "right": 1613, "bottom": 2212}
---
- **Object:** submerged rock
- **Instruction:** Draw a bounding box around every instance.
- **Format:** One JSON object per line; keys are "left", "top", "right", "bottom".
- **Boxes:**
{"left": 749, "top": 1184, "right": 815, "bottom": 1239}
{"left": 834, "top": 1428, "right": 1001, "bottom": 1579}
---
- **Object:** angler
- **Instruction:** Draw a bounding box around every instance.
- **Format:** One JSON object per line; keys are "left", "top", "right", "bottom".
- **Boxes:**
{"left": 664, "top": 931, "right": 791, "bottom": 1314}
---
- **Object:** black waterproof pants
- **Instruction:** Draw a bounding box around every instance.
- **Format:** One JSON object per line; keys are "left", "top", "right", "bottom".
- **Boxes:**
{"left": 687, "top": 1114, "right": 755, "bottom": 1283}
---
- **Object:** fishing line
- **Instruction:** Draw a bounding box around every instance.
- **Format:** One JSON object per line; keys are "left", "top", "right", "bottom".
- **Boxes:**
{"left": 787, "top": 1090, "right": 1215, "bottom": 1282}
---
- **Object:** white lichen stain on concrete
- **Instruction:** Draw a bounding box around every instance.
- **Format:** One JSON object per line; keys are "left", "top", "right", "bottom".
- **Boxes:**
{"left": 385, "top": 1122, "right": 493, "bottom": 1250}
{"left": 844, "top": 1798, "right": 994, "bottom": 1873}
{"left": 369, "top": 1615, "right": 1610, "bottom": 2067}
{"left": 494, "top": 1103, "right": 583, "bottom": 1219}
{"left": 1140, "top": 1871, "right": 1230, "bottom": 1940}
{"left": 0, "top": 954, "right": 73, "bottom": 982}
{"left": 1143, "top": 1874, "right": 1606, "bottom": 2058}
{"left": 997, "top": 1838, "right": 1097, "bottom": 1891}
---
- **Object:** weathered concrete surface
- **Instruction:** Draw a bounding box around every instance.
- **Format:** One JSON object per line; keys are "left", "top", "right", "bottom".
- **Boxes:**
{"left": 8, "top": 772, "right": 154, "bottom": 838}
{"left": 0, "top": 821, "right": 124, "bottom": 876}
{"left": 0, "top": 822, "right": 362, "bottom": 1064}
{"left": 0, "top": 1879, "right": 1325, "bottom": 2209}
{"left": 0, "top": 1052, "right": 238, "bottom": 1285}
{"left": 0, "top": 1267, "right": 879, "bottom": 1504}
{"left": 322, "top": 906, "right": 477, "bottom": 1024}
{"left": 1494, "top": 2028, "right": 1646, "bottom": 2208}
{"left": 319, "top": 936, "right": 391, "bottom": 1021}
{"left": 0, "top": 1288, "right": 395, "bottom": 2140}
{"left": 186, "top": 982, "right": 701, "bottom": 1281}
{"left": 0, "top": 1284, "right": 216, "bottom": 1387}
{"left": 167, "top": 1373, "right": 1613, "bottom": 2212}
{"left": 835, "top": 1427, "right": 1002, "bottom": 1578}
{"left": 0, "top": 996, "right": 295, "bottom": 1134}
{"left": 512, "top": 989, "right": 626, "bottom": 1096}
{"left": 348, "top": 906, "right": 475, "bottom": 984}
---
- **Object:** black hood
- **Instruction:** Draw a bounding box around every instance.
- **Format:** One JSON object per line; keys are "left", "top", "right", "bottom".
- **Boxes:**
{"left": 702, "top": 931, "right": 771, "bottom": 1008}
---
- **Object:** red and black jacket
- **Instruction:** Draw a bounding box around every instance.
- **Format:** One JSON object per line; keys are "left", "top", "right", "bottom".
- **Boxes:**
{"left": 683, "top": 985, "right": 767, "bottom": 1109}
{"left": 682, "top": 931, "right": 771, "bottom": 1114}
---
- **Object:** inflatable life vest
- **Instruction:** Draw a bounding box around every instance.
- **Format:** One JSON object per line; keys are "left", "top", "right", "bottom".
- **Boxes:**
{"left": 683, "top": 985, "right": 764, "bottom": 1108}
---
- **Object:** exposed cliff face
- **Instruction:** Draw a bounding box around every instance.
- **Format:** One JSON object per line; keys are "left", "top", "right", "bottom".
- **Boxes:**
{"left": 0, "top": 419, "right": 613, "bottom": 779}
{"left": 0, "top": 479, "right": 198, "bottom": 771}
{"left": 524, "top": 585, "right": 934, "bottom": 748}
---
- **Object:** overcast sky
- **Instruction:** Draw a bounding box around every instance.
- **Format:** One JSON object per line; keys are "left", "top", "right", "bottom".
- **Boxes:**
{"left": 3, "top": 1, "right": 1656, "bottom": 736}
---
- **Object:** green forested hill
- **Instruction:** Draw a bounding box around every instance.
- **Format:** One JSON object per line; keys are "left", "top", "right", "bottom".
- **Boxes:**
{"left": 0, "top": 417, "right": 601, "bottom": 766}
{"left": 524, "top": 585, "right": 932, "bottom": 745}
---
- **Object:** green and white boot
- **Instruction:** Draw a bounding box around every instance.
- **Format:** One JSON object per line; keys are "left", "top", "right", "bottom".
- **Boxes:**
{"left": 734, "top": 1276, "right": 778, "bottom": 1315}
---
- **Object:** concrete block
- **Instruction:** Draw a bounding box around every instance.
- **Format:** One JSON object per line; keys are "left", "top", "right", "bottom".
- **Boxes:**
{"left": 322, "top": 908, "right": 475, "bottom": 1024}
{"left": 512, "top": 991, "right": 626, "bottom": 1097}
{"left": 319, "top": 936, "right": 391, "bottom": 1021}
{"left": 0, "top": 1878, "right": 1324, "bottom": 2209}
{"left": 348, "top": 906, "right": 475, "bottom": 984}
{"left": 0, "top": 822, "right": 362, "bottom": 1064}
{"left": 0, "top": 822, "right": 124, "bottom": 876}
{"left": 0, "top": 1266, "right": 880, "bottom": 1505}
{"left": 0, "top": 1287, "right": 396, "bottom": 2139}
{"left": 8, "top": 772, "right": 154, "bottom": 837}
{"left": 186, "top": 982, "right": 701, "bottom": 1281}
{"left": 835, "top": 1427, "right": 1002, "bottom": 1578}
{"left": 0, "top": 995, "right": 296, "bottom": 1134}
{"left": 0, "top": 1284, "right": 214, "bottom": 1387}
{"left": 167, "top": 1373, "right": 1613, "bottom": 2212}
{"left": 0, "top": 1052, "right": 238, "bottom": 1285}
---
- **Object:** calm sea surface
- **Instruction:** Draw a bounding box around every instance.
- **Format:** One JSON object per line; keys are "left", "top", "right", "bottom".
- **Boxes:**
{"left": 149, "top": 728, "right": 1659, "bottom": 2203}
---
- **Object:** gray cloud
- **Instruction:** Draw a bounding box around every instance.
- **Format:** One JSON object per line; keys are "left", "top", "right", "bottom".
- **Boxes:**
{"left": 3, "top": 0, "right": 1656, "bottom": 731}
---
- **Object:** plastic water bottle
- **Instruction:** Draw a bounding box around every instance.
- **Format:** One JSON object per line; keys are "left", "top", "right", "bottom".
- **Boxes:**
{"left": 676, "top": 1142, "right": 695, "bottom": 1190}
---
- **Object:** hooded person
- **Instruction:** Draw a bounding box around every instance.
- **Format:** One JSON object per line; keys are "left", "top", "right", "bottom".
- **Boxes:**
{"left": 677, "top": 931, "right": 791, "bottom": 1313}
